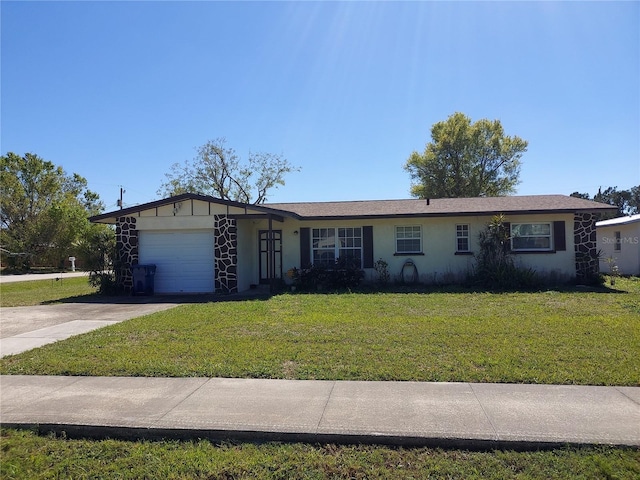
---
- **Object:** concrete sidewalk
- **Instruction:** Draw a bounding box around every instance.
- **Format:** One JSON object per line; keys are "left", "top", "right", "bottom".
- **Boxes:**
{"left": 1, "top": 375, "right": 638, "bottom": 449}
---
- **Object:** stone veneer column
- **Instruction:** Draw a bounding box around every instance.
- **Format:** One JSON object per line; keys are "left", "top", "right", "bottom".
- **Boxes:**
{"left": 116, "top": 216, "right": 138, "bottom": 291}
{"left": 214, "top": 215, "right": 238, "bottom": 294}
{"left": 574, "top": 212, "right": 599, "bottom": 282}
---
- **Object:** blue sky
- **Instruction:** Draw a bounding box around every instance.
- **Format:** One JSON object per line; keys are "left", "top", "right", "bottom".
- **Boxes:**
{"left": 2, "top": 1, "right": 638, "bottom": 211}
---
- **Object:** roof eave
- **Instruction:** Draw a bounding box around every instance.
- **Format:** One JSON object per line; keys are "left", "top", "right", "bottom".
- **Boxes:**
{"left": 88, "top": 193, "right": 299, "bottom": 223}
{"left": 290, "top": 207, "right": 618, "bottom": 221}
{"left": 596, "top": 214, "right": 640, "bottom": 227}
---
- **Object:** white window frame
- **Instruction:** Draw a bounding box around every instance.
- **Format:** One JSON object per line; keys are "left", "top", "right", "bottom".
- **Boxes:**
{"left": 510, "top": 223, "right": 553, "bottom": 251}
{"left": 312, "top": 227, "right": 363, "bottom": 267}
{"left": 614, "top": 231, "right": 621, "bottom": 251}
{"left": 395, "top": 225, "right": 422, "bottom": 254}
{"left": 456, "top": 224, "right": 470, "bottom": 252}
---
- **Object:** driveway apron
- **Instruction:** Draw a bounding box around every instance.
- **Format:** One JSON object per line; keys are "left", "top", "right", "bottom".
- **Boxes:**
{"left": 0, "top": 302, "right": 178, "bottom": 357}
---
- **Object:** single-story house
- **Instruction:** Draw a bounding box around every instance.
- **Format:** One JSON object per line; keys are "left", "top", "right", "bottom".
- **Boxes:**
{"left": 596, "top": 213, "right": 640, "bottom": 276}
{"left": 89, "top": 193, "right": 616, "bottom": 294}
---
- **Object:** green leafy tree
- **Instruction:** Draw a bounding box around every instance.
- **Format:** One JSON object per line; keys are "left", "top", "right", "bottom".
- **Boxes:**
{"left": 0, "top": 152, "right": 104, "bottom": 270}
{"left": 158, "top": 138, "right": 299, "bottom": 204}
{"left": 570, "top": 185, "right": 639, "bottom": 218}
{"left": 631, "top": 186, "right": 640, "bottom": 213}
{"left": 569, "top": 192, "right": 591, "bottom": 201}
{"left": 405, "top": 112, "right": 528, "bottom": 198}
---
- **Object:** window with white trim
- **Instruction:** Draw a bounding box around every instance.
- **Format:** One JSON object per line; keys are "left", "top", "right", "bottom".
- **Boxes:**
{"left": 614, "top": 231, "right": 621, "bottom": 251}
{"left": 312, "top": 227, "right": 362, "bottom": 267}
{"left": 395, "top": 225, "right": 422, "bottom": 254}
{"left": 456, "top": 224, "right": 470, "bottom": 252}
{"left": 511, "top": 223, "right": 552, "bottom": 251}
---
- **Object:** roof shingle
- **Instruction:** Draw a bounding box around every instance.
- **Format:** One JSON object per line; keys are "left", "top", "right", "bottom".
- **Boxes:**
{"left": 266, "top": 195, "right": 617, "bottom": 219}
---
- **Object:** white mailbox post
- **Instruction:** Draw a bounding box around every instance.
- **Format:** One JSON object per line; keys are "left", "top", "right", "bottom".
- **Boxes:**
{"left": 69, "top": 256, "right": 76, "bottom": 272}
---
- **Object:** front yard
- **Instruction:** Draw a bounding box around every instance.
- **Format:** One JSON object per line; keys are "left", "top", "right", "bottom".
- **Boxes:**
{"left": 2, "top": 277, "right": 638, "bottom": 386}
{"left": 2, "top": 277, "right": 639, "bottom": 478}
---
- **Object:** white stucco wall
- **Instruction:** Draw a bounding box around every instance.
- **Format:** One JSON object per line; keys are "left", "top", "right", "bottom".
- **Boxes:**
{"left": 597, "top": 222, "right": 640, "bottom": 276}
{"left": 136, "top": 216, "right": 216, "bottom": 230}
{"left": 137, "top": 199, "right": 263, "bottom": 219}
{"left": 270, "top": 213, "right": 577, "bottom": 285}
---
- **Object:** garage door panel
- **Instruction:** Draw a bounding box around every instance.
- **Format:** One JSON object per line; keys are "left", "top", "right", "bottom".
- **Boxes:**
{"left": 138, "top": 230, "right": 215, "bottom": 293}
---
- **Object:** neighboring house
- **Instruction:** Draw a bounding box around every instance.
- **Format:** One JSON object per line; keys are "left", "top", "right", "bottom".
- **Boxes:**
{"left": 89, "top": 194, "right": 616, "bottom": 294}
{"left": 596, "top": 214, "right": 640, "bottom": 276}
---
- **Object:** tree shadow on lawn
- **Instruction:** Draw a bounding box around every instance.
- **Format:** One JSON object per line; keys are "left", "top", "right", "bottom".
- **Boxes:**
{"left": 43, "top": 280, "right": 634, "bottom": 306}
{"left": 42, "top": 290, "right": 274, "bottom": 306}
{"left": 40, "top": 293, "right": 105, "bottom": 305}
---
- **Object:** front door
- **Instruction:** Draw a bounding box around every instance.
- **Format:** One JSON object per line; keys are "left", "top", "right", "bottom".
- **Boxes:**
{"left": 259, "top": 230, "right": 282, "bottom": 284}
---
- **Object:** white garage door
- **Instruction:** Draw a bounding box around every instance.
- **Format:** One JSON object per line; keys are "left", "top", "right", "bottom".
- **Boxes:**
{"left": 138, "top": 230, "right": 215, "bottom": 293}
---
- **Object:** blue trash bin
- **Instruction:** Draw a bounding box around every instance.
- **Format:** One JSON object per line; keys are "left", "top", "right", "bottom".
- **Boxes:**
{"left": 131, "top": 264, "right": 156, "bottom": 295}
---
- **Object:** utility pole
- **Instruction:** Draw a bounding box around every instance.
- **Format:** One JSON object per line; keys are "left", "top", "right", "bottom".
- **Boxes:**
{"left": 117, "top": 186, "right": 125, "bottom": 209}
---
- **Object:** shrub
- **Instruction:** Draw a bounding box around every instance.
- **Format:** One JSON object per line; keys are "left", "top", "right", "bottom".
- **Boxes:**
{"left": 88, "top": 271, "right": 123, "bottom": 295}
{"left": 292, "top": 257, "right": 364, "bottom": 291}
{"left": 470, "top": 214, "right": 542, "bottom": 290}
{"left": 603, "top": 256, "right": 621, "bottom": 286}
{"left": 79, "top": 227, "right": 123, "bottom": 295}
{"left": 373, "top": 258, "right": 390, "bottom": 286}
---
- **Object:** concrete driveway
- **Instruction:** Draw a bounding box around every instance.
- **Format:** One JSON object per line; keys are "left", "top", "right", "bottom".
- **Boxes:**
{"left": 0, "top": 300, "right": 179, "bottom": 357}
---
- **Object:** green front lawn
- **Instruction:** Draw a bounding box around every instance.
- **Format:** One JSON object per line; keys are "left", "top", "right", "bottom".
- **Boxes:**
{"left": 2, "top": 277, "right": 638, "bottom": 385}
{"left": 0, "top": 276, "right": 97, "bottom": 307}
{"left": 2, "top": 429, "right": 639, "bottom": 480}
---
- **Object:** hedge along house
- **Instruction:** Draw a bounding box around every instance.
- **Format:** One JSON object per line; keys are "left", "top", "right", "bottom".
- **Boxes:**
{"left": 89, "top": 193, "right": 616, "bottom": 294}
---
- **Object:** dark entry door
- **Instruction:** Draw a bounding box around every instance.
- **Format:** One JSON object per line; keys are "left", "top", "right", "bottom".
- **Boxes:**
{"left": 259, "top": 230, "right": 282, "bottom": 284}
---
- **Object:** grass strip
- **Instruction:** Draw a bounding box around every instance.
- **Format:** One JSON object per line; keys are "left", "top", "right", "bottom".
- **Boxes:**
{"left": 1, "top": 428, "right": 639, "bottom": 480}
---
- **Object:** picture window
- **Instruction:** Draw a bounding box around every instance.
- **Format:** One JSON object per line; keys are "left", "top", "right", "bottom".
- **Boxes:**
{"left": 312, "top": 227, "right": 362, "bottom": 267}
{"left": 511, "top": 223, "right": 552, "bottom": 251}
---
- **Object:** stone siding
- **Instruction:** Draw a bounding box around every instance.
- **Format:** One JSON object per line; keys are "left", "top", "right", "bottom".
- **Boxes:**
{"left": 574, "top": 212, "right": 599, "bottom": 282}
{"left": 214, "top": 215, "right": 238, "bottom": 293}
{"left": 116, "top": 216, "right": 138, "bottom": 291}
